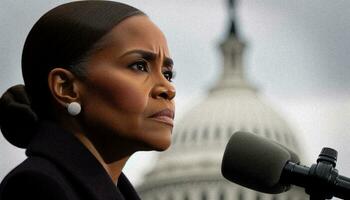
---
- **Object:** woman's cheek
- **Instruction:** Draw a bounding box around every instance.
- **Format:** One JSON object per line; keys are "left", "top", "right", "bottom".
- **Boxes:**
{"left": 83, "top": 60, "right": 150, "bottom": 119}
{"left": 112, "top": 82, "right": 148, "bottom": 113}
{"left": 93, "top": 71, "right": 148, "bottom": 114}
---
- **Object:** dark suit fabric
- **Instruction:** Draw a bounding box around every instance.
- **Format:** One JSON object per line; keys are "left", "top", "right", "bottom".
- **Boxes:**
{"left": 0, "top": 121, "right": 141, "bottom": 200}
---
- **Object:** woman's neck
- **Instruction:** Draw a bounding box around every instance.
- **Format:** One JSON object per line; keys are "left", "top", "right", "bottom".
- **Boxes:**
{"left": 57, "top": 118, "right": 130, "bottom": 183}
{"left": 74, "top": 132, "right": 130, "bottom": 183}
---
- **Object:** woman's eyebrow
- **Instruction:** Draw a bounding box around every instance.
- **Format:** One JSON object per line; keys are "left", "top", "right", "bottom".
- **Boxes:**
{"left": 164, "top": 57, "right": 174, "bottom": 68}
{"left": 120, "top": 49, "right": 174, "bottom": 67}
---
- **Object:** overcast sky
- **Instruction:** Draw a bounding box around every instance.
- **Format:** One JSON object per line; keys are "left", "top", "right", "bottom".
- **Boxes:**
{"left": 1, "top": 0, "right": 350, "bottom": 187}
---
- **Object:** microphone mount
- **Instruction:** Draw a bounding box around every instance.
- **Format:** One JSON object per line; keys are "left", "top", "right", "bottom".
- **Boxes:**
{"left": 282, "top": 147, "right": 350, "bottom": 199}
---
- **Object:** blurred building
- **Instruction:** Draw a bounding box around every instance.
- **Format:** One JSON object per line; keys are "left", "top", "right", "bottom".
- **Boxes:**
{"left": 137, "top": 1, "right": 308, "bottom": 199}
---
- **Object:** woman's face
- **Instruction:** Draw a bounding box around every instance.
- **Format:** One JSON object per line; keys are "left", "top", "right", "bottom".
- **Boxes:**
{"left": 79, "top": 15, "right": 175, "bottom": 156}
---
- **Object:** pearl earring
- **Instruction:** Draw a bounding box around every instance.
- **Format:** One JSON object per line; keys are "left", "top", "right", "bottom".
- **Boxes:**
{"left": 67, "top": 102, "right": 81, "bottom": 116}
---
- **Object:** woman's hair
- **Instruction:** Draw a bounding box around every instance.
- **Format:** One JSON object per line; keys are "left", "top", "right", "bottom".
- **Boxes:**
{"left": 0, "top": 1, "right": 145, "bottom": 148}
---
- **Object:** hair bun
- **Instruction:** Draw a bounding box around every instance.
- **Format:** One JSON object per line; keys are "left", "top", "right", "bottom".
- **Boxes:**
{"left": 0, "top": 84, "right": 38, "bottom": 148}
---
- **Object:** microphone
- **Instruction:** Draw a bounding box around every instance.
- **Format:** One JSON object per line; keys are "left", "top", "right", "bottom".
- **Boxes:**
{"left": 221, "top": 131, "right": 350, "bottom": 199}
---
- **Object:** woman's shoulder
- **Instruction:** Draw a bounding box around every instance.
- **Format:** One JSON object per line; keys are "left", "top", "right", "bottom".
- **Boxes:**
{"left": 0, "top": 156, "right": 78, "bottom": 200}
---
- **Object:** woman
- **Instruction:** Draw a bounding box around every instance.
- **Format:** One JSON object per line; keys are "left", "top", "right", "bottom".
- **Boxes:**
{"left": 0, "top": 1, "right": 175, "bottom": 199}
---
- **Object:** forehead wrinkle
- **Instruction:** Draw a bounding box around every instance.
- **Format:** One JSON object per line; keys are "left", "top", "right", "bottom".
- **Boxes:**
{"left": 97, "top": 15, "right": 172, "bottom": 67}
{"left": 154, "top": 47, "right": 173, "bottom": 67}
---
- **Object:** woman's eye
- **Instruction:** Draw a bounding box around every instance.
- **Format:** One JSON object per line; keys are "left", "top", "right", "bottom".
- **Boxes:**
{"left": 129, "top": 61, "right": 148, "bottom": 72}
{"left": 163, "top": 70, "right": 175, "bottom": 82}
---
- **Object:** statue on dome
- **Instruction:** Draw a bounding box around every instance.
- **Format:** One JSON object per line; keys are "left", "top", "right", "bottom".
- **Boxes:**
{"left": 228, "top": 0, "right": 238, "bottom": 36}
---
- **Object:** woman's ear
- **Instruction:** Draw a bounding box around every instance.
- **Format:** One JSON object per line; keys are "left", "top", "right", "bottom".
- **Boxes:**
{"left": 48, "top": 68, "right": 81, "bottom": 108}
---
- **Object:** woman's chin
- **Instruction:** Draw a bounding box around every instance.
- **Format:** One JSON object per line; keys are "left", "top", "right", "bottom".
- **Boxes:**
{"left": 153, "top": 142, "right": 171, "bottom": 152}
{"left": 141, "top": 138, "right": 172, "bottom": 152}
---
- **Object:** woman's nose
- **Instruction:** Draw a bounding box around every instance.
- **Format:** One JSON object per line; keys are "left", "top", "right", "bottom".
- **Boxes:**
{"left": 152, "top": 83, "right": 176, "bottom": 101}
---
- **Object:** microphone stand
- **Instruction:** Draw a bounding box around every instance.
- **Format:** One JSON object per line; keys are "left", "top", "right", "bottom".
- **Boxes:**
{"left": 284, "top": 148, "right": 350, "bottom": 199}
{"left": 307, "top": 148, "right": 350, "bottom": 200}
{"left": 307, "top": 148, "right": 338, "bottom": 199}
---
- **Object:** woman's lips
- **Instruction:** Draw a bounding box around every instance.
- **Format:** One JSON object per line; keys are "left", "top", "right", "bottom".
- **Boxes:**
{"left": 149, "top": 109, "right": 174, "bottom": 127}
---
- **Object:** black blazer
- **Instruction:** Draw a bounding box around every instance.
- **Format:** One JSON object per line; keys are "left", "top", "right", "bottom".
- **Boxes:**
{"left": 0, "top": 121, "right": 141, "bottom": 200}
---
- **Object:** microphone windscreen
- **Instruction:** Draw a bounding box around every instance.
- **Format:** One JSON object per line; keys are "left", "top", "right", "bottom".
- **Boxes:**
{"left": 221, "top": 132, "right": 299, "bottom": 194}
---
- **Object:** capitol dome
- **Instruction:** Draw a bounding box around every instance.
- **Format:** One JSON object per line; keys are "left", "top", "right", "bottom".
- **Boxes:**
{"left": 137, "top": 1, "right": 308, "bottom": 199}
